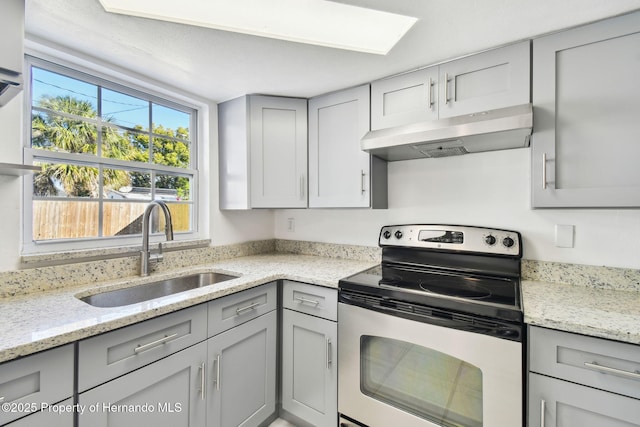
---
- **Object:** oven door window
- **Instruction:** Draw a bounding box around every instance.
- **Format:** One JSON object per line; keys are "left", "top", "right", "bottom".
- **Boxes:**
{"left": 361, "top": 336, "right": 483, "bottom": 427}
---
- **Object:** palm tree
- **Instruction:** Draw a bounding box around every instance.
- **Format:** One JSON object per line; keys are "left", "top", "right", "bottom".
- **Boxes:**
{"left": 32, "top": 95, "right": 133, "bottom": 197}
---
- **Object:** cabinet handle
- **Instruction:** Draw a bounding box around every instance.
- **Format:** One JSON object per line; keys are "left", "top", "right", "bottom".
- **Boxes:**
{"left": 300, "top": 175, "right": 305, "bottom": 199}
{"left": 360, "top": 170, "right": 366, "bottom": 195}
{"left": 0, "top": 397, "right": 4, "bottom": 403}
{"left": 235, "top": 301, "right": 261, "bottom": 315}
{"left": 326, "top": 338, "right": 332, "bottom": 369}
{"left": 295, "top": 296, "right": 320, "bottom": 306}
{"left": 445, "top": 73, "right": 451, "bottom": 104}
{"left": 542, "top": 152, "right": 547, "bottom": 190}
{"left": 213, "top": 354, "right": 221, "bottom": 391}
{"left": 427, "top": 78, "right": 434, "bottom": 109}
{"left": 199, "top": 362, "right": 206, "bottom": 400}
{"left": 134, "top": 333, "right": 179, "bottom": 354}
{"left": 540, "top": 399, "right": 546, "bottom": 427}
{"left": 584, "top": 361, "right": 640, "bottom": 380}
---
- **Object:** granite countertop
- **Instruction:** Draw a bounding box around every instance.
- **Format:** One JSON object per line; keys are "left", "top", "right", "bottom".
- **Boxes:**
{"left": 0, "top": 253, "right": 376, "bottom": 364}
{"left": 522, "top": 280, "right": 640, "bottom": 345}
{"left": 1, "top": 248, "right": 639, "bottom": 365}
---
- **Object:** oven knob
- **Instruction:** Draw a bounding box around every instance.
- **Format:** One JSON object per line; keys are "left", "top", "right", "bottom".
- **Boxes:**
{"left": 484, "top": 235, "right": 496, "bottom": 245}
{"left": 394, "top": 230, "right": 403, "bottom": 239}
{"left": 383, "top": 230, "right": 392, "bottom": 239}
{"left": 503, "top": 237, "right": 515, "bottom": 248}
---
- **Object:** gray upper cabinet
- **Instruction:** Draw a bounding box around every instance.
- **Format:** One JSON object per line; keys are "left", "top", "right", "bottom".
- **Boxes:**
{"left": 438, "top": 41, "right": 530, "bottom": 118}
{"left": 531, "top": 12, "right": 640, "bottom": 208}
{"left": 370, "top": 41, "right": 530, "bottom": 130}
{"left": 371, "top": 67, "right": 439, "bottom": 130}
{"left": 218, "top": 95, "right": 308, "bottom": 209}
{"left": 308, "top": 85, "right": 387, "bottom": 208}
{"left": 0, "top": 0, "right": 24, "bottom": 107}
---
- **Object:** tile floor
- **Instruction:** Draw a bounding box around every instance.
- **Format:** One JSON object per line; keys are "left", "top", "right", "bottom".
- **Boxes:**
{"left": 268, "top": 418, "right": 297, "bottom": 427}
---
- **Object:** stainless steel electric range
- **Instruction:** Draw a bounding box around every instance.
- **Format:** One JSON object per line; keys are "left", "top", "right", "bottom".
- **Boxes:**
{"left": 338, "top": 224, "right": 524, "bottom": 427}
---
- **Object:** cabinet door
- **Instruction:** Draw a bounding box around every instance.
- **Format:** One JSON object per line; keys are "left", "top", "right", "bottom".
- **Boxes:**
{"left": 532, "top": 12, "right": 640, "bottom": 207}
{"left": 282, "top": 309, "right": 337, "bottom": 427}
{"left": 0, "top": 344, "right": 74, "bottom": 425}
{"left": 529, "top": 373, "right": 640, "bottom": 427}
{"left": 249, "top": 95, "right": 308, "bottom": 208}
{"left": 371, "top": 67, "right": 438, "bottom": 130}
{"left": 439, "top": 41, "right": 530, "bottom": 118}
{"left": 208, "top": 310, "right": 277, "bottom": 427}
{"left": 309, "top": 85, "right": 376, "bottom": 208}
{"left": 79, "top": 341, "right": 207, "bottom": 427}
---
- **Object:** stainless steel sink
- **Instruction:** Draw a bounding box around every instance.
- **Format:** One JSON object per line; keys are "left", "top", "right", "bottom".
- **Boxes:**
{"left": 79, "top": 272, "right": 238, "bottom": 307}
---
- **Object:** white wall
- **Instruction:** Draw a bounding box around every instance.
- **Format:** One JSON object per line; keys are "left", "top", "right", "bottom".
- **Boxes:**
{"left": 274, "top": 148, "right": 640, "bottom": 269}
{"left": 0, "top": 96, "right": 25, "bottom": 271}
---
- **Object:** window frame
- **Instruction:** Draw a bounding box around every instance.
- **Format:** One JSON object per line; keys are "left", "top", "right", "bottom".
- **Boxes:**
{"left": 22, "top": 54, "right": 205, "bottom": 254}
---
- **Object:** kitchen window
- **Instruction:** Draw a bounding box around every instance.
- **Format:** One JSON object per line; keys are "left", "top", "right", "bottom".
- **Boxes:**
{"left": 24, "top": 57, "right": 198, "bottom": 248}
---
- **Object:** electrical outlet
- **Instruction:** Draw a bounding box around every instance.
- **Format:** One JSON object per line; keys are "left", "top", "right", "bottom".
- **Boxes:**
{"left": 555, "top": 224, "right": 574, "bottom": 248}
{"left": 287, "top": 218, "right": 295, "bottom": 232}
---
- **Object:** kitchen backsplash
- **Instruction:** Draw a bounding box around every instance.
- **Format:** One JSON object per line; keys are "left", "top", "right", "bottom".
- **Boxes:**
{"left": 1, "top": 240, "right": 638, "bottom": 298}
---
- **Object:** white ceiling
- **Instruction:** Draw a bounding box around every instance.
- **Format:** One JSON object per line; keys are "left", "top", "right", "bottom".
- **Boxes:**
{"left": 25, "top": 0, "right": 640, "bottom": 103}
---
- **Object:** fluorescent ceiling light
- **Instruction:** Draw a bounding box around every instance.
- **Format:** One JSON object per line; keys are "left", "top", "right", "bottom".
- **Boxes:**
{"left": 98, "top": 0, "right": 418, "bottom": 55}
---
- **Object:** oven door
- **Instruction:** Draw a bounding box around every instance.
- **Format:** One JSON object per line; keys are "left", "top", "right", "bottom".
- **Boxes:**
{"left": 338, "top": 302, "right": 522, "bottom": 427}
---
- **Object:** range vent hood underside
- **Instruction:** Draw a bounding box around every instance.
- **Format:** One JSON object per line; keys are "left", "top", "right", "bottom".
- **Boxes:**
{"left": 362, "top": 103, "right": 533, "bottom": 161}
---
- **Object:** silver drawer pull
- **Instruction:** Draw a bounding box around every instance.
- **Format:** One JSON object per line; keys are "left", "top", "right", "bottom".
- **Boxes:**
{"left": 295, "top": 296, "right": 320, "bottom": 306}
{"left": 542, "top": 152, "right": 547, "bottom": 190}
{"left": 540, "top": 399, "right": 545, "bottom": 427}
{"left": 236, "top": 301, "right": 261, "bottom": 315}
{"left": 584, "top": 361, "right": 640, "bottom": 380}
{"left": 199, "top": 362, "right": 206, "bottom": 401}
{"left": 134, "top": 333, "right": 179, "bottom": 354}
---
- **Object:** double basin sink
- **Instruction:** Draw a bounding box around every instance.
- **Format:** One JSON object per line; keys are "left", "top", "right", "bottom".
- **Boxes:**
{"left": 79, "top": 272, "right": 239, "bottom": 308}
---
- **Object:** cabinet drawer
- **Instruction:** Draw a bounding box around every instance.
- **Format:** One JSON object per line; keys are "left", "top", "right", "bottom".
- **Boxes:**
{"left": 283, "top": 281, "right": 337, "bottom": 321}
{"left": 78, "top": 304, "right": 207, "bottom": 392}
{"left": 529, "top": 373, "right": 640, "bottom": 427}
{"left": 4, "top": 398, "right": 73, "bottom": 427}
{"left": 529, "top": 326, "right": 640, "bottom": 399}
{"left": 0, "top": 344, "right": 74, "bottom": 426}
{"left": 208, "top": 282, "right": 277, "bottom": 337}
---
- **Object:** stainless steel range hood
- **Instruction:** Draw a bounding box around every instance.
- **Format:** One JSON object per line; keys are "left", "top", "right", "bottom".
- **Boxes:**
{"left": 361, "top": 103, "right": 533, "bottom": 161}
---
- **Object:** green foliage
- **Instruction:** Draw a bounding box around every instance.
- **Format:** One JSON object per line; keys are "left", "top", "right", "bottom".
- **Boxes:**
{"left": 32, "top": 95, "right": 190, "bottom": 199}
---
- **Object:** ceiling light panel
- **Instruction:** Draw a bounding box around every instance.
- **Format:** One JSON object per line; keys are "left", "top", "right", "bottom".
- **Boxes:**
{"left": 98, "top": 0, "right": 418, "bottom": 55}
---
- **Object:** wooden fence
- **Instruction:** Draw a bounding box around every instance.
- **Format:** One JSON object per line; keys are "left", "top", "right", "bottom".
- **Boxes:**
{"left": 33, "top": 200, "right": 190, "bottom": 240}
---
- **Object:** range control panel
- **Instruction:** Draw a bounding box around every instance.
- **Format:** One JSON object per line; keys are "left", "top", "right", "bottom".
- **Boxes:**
{"left": 379, "top": 224, "right": 522, "bottom": 257}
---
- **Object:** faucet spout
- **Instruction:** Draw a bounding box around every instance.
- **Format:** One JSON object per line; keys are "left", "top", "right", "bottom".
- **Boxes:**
{"left": 140, "top": 200, "right": 174, "bottom": 276}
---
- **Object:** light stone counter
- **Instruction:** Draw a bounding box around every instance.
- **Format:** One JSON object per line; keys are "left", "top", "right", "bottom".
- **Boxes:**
{"left": 522, "top": 280, "right": 640, "bottom": 345}
{"left": 0, "top": 253, "right": 376, "bottom": 364}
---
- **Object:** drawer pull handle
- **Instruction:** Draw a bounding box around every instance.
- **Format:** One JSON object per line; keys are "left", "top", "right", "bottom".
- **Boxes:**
{"left": 295, "top": 296, "right": 320, "bottom": 306}
{"left": 542, "top": 152, "right": 548, "bottom": 190}
{"left": 584, "top": 361, "right": 640, "bottom": 380}
{"left": 235, "top": 301, "right": 261, "bottom": 315}
{"left": 540, "top": 399, "right": 545, "bottom": 427}
{"left": 134, "top": 333, "right": 179, "bottom": 354}
{"left": 326, "top": 338, "right": 332, "bottom": 369}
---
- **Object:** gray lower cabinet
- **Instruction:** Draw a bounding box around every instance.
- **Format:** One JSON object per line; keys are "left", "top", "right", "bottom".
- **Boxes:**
{"left": 531, "top": 11, "right": 640, "bottom": 207}
{"left": 207, "top": 310, "right": 277, "bottom": 427}
{"left": 281, "top": 281, "right": 338, "bottom": 427}
{"left": 0, "top": 344, "right": 74, "bottom": 426}
{"left": 529, "top": 373, "right": 640, "bottom": 427}
{"left": 528, "top": 326, "right": 640, "bottom": 426}
{"left": 79, "top": 341, "right": 207, "bottom": 426}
